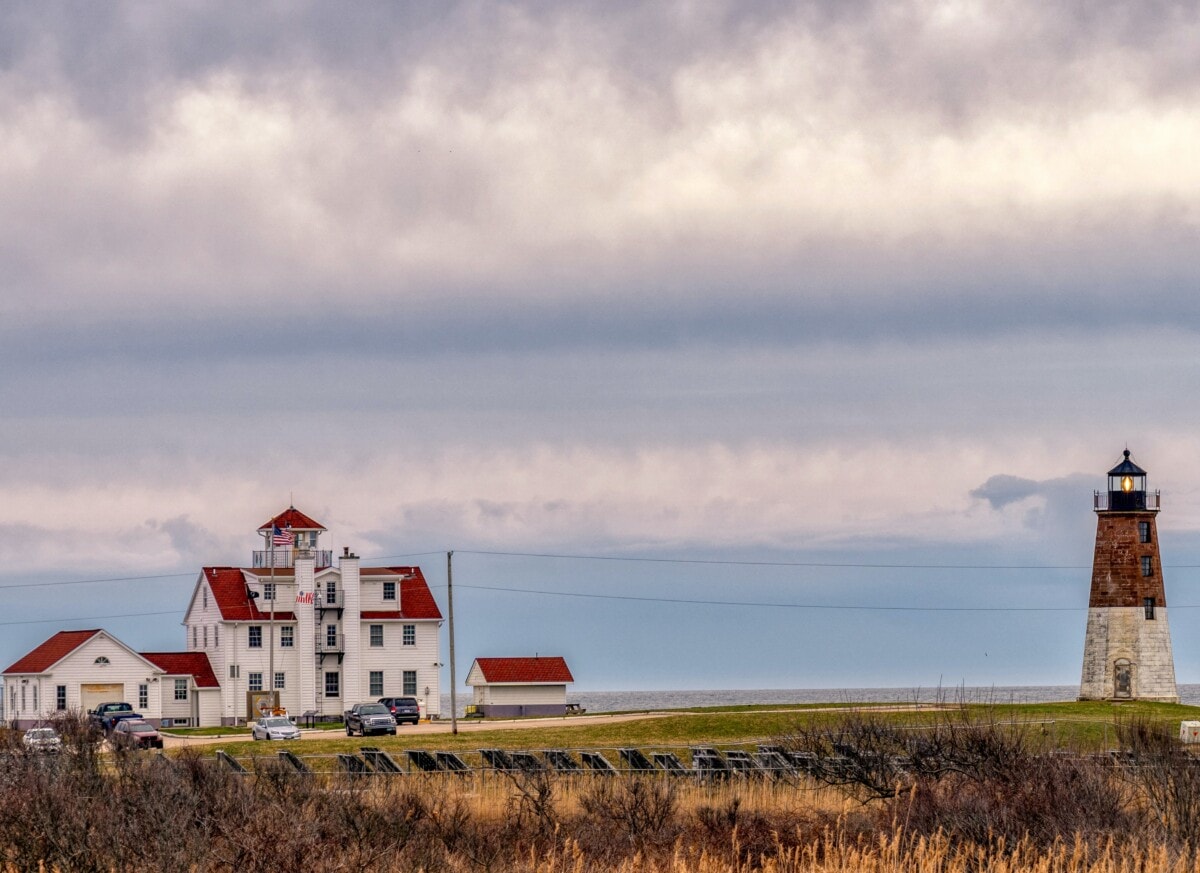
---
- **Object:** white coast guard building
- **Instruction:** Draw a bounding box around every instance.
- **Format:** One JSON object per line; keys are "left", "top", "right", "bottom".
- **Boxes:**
{"left": 4, "top": 507, "right": 444, "bottom": 728}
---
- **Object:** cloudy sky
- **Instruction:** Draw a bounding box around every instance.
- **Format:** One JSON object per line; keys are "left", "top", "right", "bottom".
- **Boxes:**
{"left": 4, "top": 0, "right": 1200, "bottom": 693}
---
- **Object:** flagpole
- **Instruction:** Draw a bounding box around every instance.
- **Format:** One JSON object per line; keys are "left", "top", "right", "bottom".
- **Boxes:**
{"left": 269, "top": 525, "right": 276, "bottom": 715}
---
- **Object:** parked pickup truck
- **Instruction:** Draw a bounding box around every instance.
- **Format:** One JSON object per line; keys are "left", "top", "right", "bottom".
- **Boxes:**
{"left": 88, "top": 702, "right": 136, "bottom": 732}
{"left": 343, "top": 703, "right": 397, "bottom": 737}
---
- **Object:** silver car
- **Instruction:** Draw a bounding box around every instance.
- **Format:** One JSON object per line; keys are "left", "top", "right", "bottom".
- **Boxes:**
{"left": 251, "top": 716, "right": 301, "bottom": 741}
{"left": 22, "top": 726, "right": 63, "bottom": 753}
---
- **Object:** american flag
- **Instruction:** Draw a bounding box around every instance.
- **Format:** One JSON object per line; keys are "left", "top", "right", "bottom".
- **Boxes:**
{"left": 272, "top": 524, "right": 295, "bottom": 546}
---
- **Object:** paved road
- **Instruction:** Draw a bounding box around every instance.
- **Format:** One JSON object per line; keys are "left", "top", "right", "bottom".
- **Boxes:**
{"left": 163, "top": 711, "right": 679, "bottom": 748}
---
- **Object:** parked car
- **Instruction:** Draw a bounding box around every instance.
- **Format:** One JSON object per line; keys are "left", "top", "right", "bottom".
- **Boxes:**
{"left": 251, "top": 716, "right": 301, "bottom": 741}
{"left": 22, "top": 726, "right": 63, "bottom": 753}
{"left": 88, "top": 702, "right": 134, "bottom": 732}
{"left": 110, "top": 718, "right": 163, "bottom": 750}
{"left": 106, "top": 711, "right": 144, "bottom": 733}
{"left": 344, "top": 703, "right": 397, "bottom": 736}
{"left": 378, "top": 696, "right": 421, "bottom": 725}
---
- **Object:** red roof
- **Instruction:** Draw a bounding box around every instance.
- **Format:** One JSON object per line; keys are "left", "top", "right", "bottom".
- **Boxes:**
{"left": 473, "top": 657, "right": 573, "bottom": 684}
{"left": 203, "top": 566, "right": 440, "bottom": 621}
{"left": 363, "top": 567, "right": 443, "bottom": 620}
{"left": 141, "top": 652, "right": 221, "bottom": 688}
{"left": 204, "top": 568, "right": 297, "bottom": 621}
{"left": 257, "top": 507, "right": 326, "bottom": 532}
{"left": 4, "top": 629, "right": 102, "bottom": 674}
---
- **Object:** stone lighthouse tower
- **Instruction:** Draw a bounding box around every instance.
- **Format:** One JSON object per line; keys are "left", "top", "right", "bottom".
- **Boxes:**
{"left": 1079, "top": 450, "right": 1179, "bottom": 702}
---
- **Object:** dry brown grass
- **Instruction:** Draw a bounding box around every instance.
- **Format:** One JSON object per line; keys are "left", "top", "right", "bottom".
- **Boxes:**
{"left": 7, "top": 711, "right": 1200, "bottom": 872}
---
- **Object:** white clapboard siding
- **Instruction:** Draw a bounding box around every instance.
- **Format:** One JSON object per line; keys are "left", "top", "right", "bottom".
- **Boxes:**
{"left": 356, "top": 620, "right": 441, "bottom": 713}
{"left": 486, "top": 684, "right": 568, "bottom": 706}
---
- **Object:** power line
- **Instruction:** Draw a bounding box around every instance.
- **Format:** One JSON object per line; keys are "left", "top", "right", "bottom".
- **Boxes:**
{"left": 0, "top": 572, "right": 194, "bottom": 591}
{"left": 363, "top": 551, "right": 448, "bottom": 563}
{"left": 456, "top": 549, "right": 1092, "bottom": 570}
{"left": 455, "top": 583, "right": 1085, "bottom": 612}
{"left": 0, "top": 610, "right": 181, "bottom": 628}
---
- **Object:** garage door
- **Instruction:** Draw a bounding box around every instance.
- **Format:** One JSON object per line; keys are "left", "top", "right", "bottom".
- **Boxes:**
{"left": 81, "top": 683, "right": 125, "bottom": 714}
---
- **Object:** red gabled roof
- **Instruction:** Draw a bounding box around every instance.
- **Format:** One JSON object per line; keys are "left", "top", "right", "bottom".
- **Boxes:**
{"left": 361, "top": 567, "right": 443, "bottom": 620}
{"left": 4, "top": 629, "right": 102, "bottom": 674}
{"left": 203, "top": 566, "right": 438, "bottom": 621}
{"left": 257, "top": 507, "right": 326, "bottom": 532}
{"left": 140, "top": 652, "right": 221, "bottom": 688}
{"left": 474, "top": 657, "right": 573, "bottom": 684}
{"left": 203, "top": 568, "right": 297, "bottom": 621}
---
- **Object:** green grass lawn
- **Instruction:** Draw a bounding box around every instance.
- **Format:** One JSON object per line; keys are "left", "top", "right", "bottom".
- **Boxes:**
{"left": 189, "top": 699, "right": 1200, "bottom": 764}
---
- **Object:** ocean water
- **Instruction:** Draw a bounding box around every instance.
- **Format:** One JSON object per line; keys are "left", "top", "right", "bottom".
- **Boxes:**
{"left": 440, "top": 684, "right": 1200, "bottom": 718}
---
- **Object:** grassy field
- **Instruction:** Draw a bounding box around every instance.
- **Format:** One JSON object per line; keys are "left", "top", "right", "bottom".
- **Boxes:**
{"left": 190, "top": 698, "right": 1200, "bottom": 764}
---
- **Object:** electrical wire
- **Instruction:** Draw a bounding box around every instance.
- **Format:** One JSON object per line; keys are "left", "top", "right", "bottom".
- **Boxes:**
{"left": 0, "top": 610, "right": 181, "bottom": 627}
{"left": 455, "top": 548, "right": 1092, "bottom": 570}
{"left": 454, "top": 582, "right": 1086, "bottom": 612}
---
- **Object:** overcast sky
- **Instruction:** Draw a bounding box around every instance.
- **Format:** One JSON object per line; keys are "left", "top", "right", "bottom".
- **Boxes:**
{"left": 4, "top": 1, "right": 1200, "bottom": 693}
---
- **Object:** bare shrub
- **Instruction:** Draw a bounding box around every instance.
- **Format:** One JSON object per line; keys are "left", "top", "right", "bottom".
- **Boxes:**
{"left": 782, "top": 705, "right": 1134, "bottom": 848}
{"left": 1116, "top": 716, "right": 1200, "bottom": 847}
{"left": 579, "top": 776, "right": 678, "bottom": 843}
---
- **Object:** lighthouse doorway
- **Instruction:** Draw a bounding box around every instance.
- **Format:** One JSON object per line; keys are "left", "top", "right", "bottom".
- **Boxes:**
{"left": 1114, "top": 660, "right": 1133, "bottom": 698}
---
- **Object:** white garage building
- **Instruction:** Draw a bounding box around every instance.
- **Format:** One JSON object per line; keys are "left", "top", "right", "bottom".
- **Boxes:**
{"left": 2, "top": 629, "right": 220, "bottom": 730}
{"left": 465, "top": 656, "right": 574, "bottom": 717}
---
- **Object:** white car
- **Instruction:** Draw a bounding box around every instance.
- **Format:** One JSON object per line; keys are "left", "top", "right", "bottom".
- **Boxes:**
{"left": 23, "top": 726, "right": 63, "bottom": 753}
{"left": 251, "top": 716, "right": 301, "bottom": 741}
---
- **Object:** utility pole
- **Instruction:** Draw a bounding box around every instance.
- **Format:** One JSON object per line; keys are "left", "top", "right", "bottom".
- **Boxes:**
{"left": 448, "top": 550, "right": 458, "bottom": 735}
{"left": 265, "top": 528, "right": 276, "bottom": 716}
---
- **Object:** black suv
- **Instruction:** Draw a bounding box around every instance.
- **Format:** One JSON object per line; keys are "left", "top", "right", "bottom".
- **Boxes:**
{"left": 378, "top": 696, "right": 421, "bottom": 725}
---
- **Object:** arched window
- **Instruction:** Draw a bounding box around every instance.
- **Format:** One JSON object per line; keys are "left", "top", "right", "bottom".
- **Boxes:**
{"left": 94, "top": 656, "right": 110, "bottom": 665}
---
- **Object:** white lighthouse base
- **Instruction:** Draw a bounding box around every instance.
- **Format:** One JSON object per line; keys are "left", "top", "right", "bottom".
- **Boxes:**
{"left": 1079, "top": 606, "right": 1179, "bottom": 702}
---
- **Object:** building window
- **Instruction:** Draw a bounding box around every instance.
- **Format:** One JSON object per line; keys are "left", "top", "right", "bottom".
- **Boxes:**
{"left": 369, "top": 671, "right": 384, "bottom": 696}
{"left": 203, "top": 626, "right": 208, "bottom": 648}
{"left": 138, "top": 684, "right": 148, "bottom": 708}
{"left": 20, "top": 685, "right": 25, "bottom": 712}
{"left": 370, "top": 625, "right": 383, "bottom": 647}
{"left": 1145, "top": 597, "right": 1157, "bottom": 620}
{"left": 403, "top": 670, "right": 417, "bottom": 696}
{"left": 274, "top": 672, "right": 286, "bottom": 690}
{"left": 215, "top": 625, "right": 219, "bottom": 647}
{"left": 229, "top": 665, "right": 240, "bottom": 679}
{"left": 1141, "top": 556, "right": 1153, "bottom": 577}
{"left": 403, "top": 624, "right": 416, "bottom": 646}
{"left": 1139, "top": 521, "right": 1151, "bottom": 543}
{"left": 10, "top": 687, "right": 16, "bottom": 716}
{"left": 94, "top": 656, "right": 110, "bottom": 665}
{"left": 263, "top": 582, "right": 275, "bottom": 601}
{"left": 280, "top": 626, "right": 294, "bottom": 648}
{"left": 326, "top": 624, "right": 338, "bottom": 648}
{"left": 203, "top": 587, "right": 208, "bottom": 608}
{"left": 383, "top": 581, "right": 396, "bottom": 601}
{"left": 325, "top": 582, "right": 337, "bottom": 605}
{"left": 175, "top": 679, "right": 188, "bottom": 701}
{"left": 249, "top": 626, "right": 262, "bottom": 648}
{"left": 324, "top": 672, "right": 340, "bottom": 698}
{"left": 56, "top": 685, "right": 66, "bottom": 711}
{"left": 248, "top": 672, "right": 263, "bottom": 692}
{"left": 192, "top": 626, "right": 197, "bottom": 648}
{"left": 32, "top": 685, "right": 37, "bottom": 711}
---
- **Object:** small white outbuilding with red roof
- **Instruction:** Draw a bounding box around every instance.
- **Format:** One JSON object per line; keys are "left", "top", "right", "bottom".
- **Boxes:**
{"left": 465, "top": 656, "right": 574, "bottom": 717}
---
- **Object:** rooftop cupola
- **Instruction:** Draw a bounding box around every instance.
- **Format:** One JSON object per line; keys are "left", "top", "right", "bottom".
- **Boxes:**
{"left": 253, "top": 505, "right": 331, "bottom": 568}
